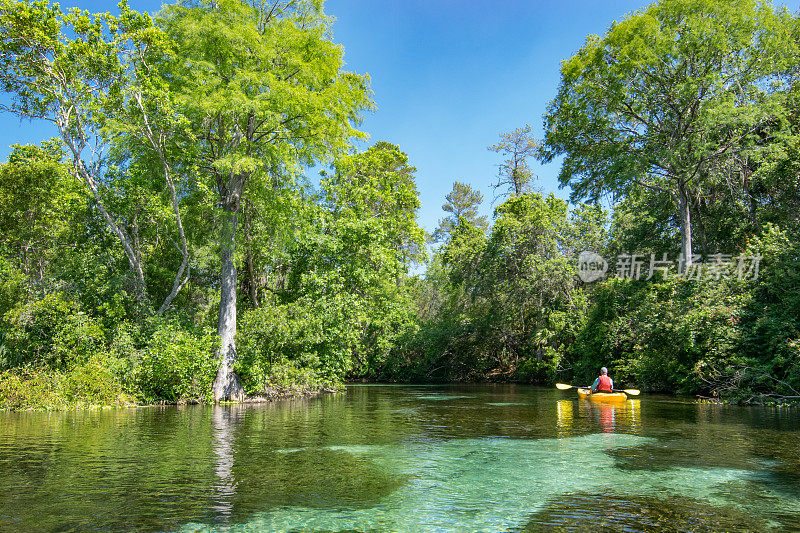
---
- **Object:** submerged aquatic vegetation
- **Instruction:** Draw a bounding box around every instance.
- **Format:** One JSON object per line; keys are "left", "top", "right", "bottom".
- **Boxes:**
{"left": 521, "top": 492, "right": 768, "bottom": 532}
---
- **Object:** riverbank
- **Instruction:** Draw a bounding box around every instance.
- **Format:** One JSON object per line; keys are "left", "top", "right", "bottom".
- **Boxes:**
{"left": 0, "top": 368, "right": 343, "bottom": 411}
{"left": 6, "top": 366, "right": 799, "bottom": 411}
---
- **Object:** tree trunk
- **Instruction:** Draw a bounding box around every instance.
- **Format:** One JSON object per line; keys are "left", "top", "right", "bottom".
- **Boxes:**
{"left": 243, "top": 200, "right": 259, "bottom": 308}
{"left": 212, "top": 206, "right": 245, "bottom": 402}
{"left": 678, "top": 184, "right": 693, "bottom": 271}
{"left": 692, "top": 197, "right": 709, "bottom": 256}
{"left": 75, "top": 162, "right": 149, "bottom": 304}
{"left": 156, "top": 160, "right": 191, "bottom": 315}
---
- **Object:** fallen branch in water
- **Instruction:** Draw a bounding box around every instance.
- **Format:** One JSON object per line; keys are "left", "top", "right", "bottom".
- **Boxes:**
{"left": 696, "top": 363, "right": 800, "bottom": 404}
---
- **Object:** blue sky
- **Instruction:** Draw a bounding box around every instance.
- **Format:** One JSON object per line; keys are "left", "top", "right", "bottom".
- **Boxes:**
{"left": 2, "top": 0, "right": 799, "bottom": 236}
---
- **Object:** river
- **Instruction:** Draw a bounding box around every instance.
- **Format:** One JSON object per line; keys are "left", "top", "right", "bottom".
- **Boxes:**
{"left": 1, "top": 384, "right": 799, "bottom": 531}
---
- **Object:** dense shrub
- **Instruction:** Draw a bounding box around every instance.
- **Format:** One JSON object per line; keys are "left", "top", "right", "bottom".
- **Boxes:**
{"left": 567, "top": 276, "right": 748, "bottom": 393}
{"left": 564, "top": 226, "right": 798, "bottom": 399}
{"left": 0, "top": 256, "right": 25, "bottom": 319}
{"left": 0, "top": 354, "right": 133, "bottom": 410}
{"left": 63, "top": 353, "right": 131, "bottom": 406}
{"left": 2, "top": 292, "right": 105, "bottom": 370}
{"left": 130, "top": 322, "right": 219, "bottom": 403}
{"left": 0, "top": 369, "right": 67, "bottom": 410}
{"left": 702, "top": 226, "right": 800, "bottom": 401}
{"left": 236, "top": 300, "right": 350, "bottom": 394}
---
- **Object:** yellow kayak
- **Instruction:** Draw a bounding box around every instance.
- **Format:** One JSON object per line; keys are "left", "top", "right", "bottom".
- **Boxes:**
{"left": 577, "top": 388, "right": 628, "bottom": 402}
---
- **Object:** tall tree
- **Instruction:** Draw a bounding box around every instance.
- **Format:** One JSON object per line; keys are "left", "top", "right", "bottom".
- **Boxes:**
{"left": 158, "top": 0, "right": 372, "bottom": 400}
{"left": 488, "top": 124, "right": 539, "bottom": 200}
{"left": 0, "top": 141, "right": 86, "bottom": 287}
{"left": 0, "top": 1, "right": 145, "bottom": 302}
{"left": 540, "top": 0, "right": 796, "bottom": 267}
{"left": 112, "top": 4, "right": 195, "bottom": 315}
{"left": 0, "top": 1, "right": 194, "bottom": 313}
{"left": 432, "top": 181, "right": 488, "bottom": 243}
{"left": 324, "top": 141, "right": 426, "bottom": 270}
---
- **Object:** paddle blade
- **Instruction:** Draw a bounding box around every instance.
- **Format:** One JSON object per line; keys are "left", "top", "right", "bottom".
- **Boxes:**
{"left": 623, "top": 388, "right": 641, "bottom": 396}
{"left": 555, "top": 383, "right": 573, "bottom": 390}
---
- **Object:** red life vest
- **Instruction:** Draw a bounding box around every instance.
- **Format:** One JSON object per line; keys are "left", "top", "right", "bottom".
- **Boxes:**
{"left": 596, "top": 375, "right": 613, "bottom": 392}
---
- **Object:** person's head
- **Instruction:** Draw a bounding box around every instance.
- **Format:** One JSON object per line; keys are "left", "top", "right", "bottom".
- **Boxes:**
{"left": 600, "top": 367, "right": 608, "bottom": 375}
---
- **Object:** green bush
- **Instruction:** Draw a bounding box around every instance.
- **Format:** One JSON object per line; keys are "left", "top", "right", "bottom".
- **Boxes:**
{"left": 130, "top": 322, "right": 219, "bottom": 403}
{"left": 236, "top": 301, "right": 347, "bottom": 394}
{"left": 565, "top": 226, "right": 799, "bottom": 400}
{"left": 63, "top": 352, "right": 131, "bottom": 406}
{"left": 0, "top": 354, "right": 133, "bottom": 410}
{"left": 566, "top": 275, "right": 750, "bottom": 394}
{"left": 701, "top": 226, "right": 800, "bottom": 401}
{"left": 0, "top": 368, "right": 67, "bottom": 410}
{"left": 2, "top": 292, "right": 105, "bottom": 370}
{"left": 0, "top": 255, "right": 25, "bottom": 319}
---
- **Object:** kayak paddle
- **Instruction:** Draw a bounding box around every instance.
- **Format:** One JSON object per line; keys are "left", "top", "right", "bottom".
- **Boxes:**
{"left": 556, "top": 382, "right": 641, "bottom": 396}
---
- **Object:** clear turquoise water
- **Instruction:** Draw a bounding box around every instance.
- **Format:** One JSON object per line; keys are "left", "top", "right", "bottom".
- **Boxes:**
{"left": 1, "top": 384, "right": 799, "bottom": 532}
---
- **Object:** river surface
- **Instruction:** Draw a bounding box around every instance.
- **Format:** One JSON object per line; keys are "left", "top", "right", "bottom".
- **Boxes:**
{"left": 1, "top": 384, "right": 799, "bottom": 532}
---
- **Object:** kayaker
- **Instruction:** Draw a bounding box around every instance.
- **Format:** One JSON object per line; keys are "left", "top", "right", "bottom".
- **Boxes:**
{"left": 590, "top": 367, "right": 614, "bottom": 393}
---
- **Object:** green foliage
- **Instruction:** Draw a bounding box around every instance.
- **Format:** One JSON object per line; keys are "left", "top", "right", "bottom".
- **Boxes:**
{"left": 541, "top": 0, "right": 798, "bottom": 265}
{"left": 0, "top": 255, "right": 25, "bottom": 321}
{"left": 441, "top": 218, "right": 486, "bottom": 285}
{"left": 0, "top": 0, "right": 380, "bottom": 407}
{"left": 432, "top": 181, "right": 488, "bottom": 243}
{"left": 562, "top": 226, "right": 799, "bottom": 399}
{"left": 2, "top": 292, "right": 105, "bottom": 370}
{"left": 159, "top": 0, "right": 373, "bottom": 163}
{"left": 130, "top": 322, "right": 219, "bottom": 403}
{"left": 395, "top": 193, "right": 595, "bottom": 384}
{"left": 0, "top": 141, "right": 87, "bottom": 284}
{"left": 0, "top": 369, "right": 71, "bottom": 410}
{"left": 235, "top": 298, "right": 350, "bottom": 393}
{"left": 61, "top": 352, "right": 132, "bottom": 406}
{"left": 567, "top": 276, "right": 749, "bottom": 393}
{"left": 154, "top": 0, "right": 374, "bottom": 399}
{"left": 543, "top": 0, "right": 796, "bottom": 200}
{"left": 709, "top": 226, "right": 800, "bottom": 400}
{"left": 489, "top": 124, "right": 539, "bottom": 198}
{"left": 2, "top": 0, "right": 800, "bottom": 408}
{"left": 323, "top": 141, "right": 426, "bottom": 267}
{"left": 0, "top": 353, "right": 133, "bottom": 410}
{"left": 235, "top": 152, "right": 428, "bottom": 385}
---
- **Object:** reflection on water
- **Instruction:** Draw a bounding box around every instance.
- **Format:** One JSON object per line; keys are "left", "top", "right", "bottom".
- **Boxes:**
{"left": 0, "top": 385, "right": 798, "bottom": 532}
{"left": 556, "top": 399, "right": 573, "bottom": 438}
{"left": 556, "top": 398, "right": 641, "bottom": 436}
{"left": 211, "top": 406, "right": 240, "bottom": 520}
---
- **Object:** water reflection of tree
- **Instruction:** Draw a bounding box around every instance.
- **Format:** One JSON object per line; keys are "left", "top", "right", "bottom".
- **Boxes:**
{"left": 212, "top": 405, "right": 244, "bottom": 522}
